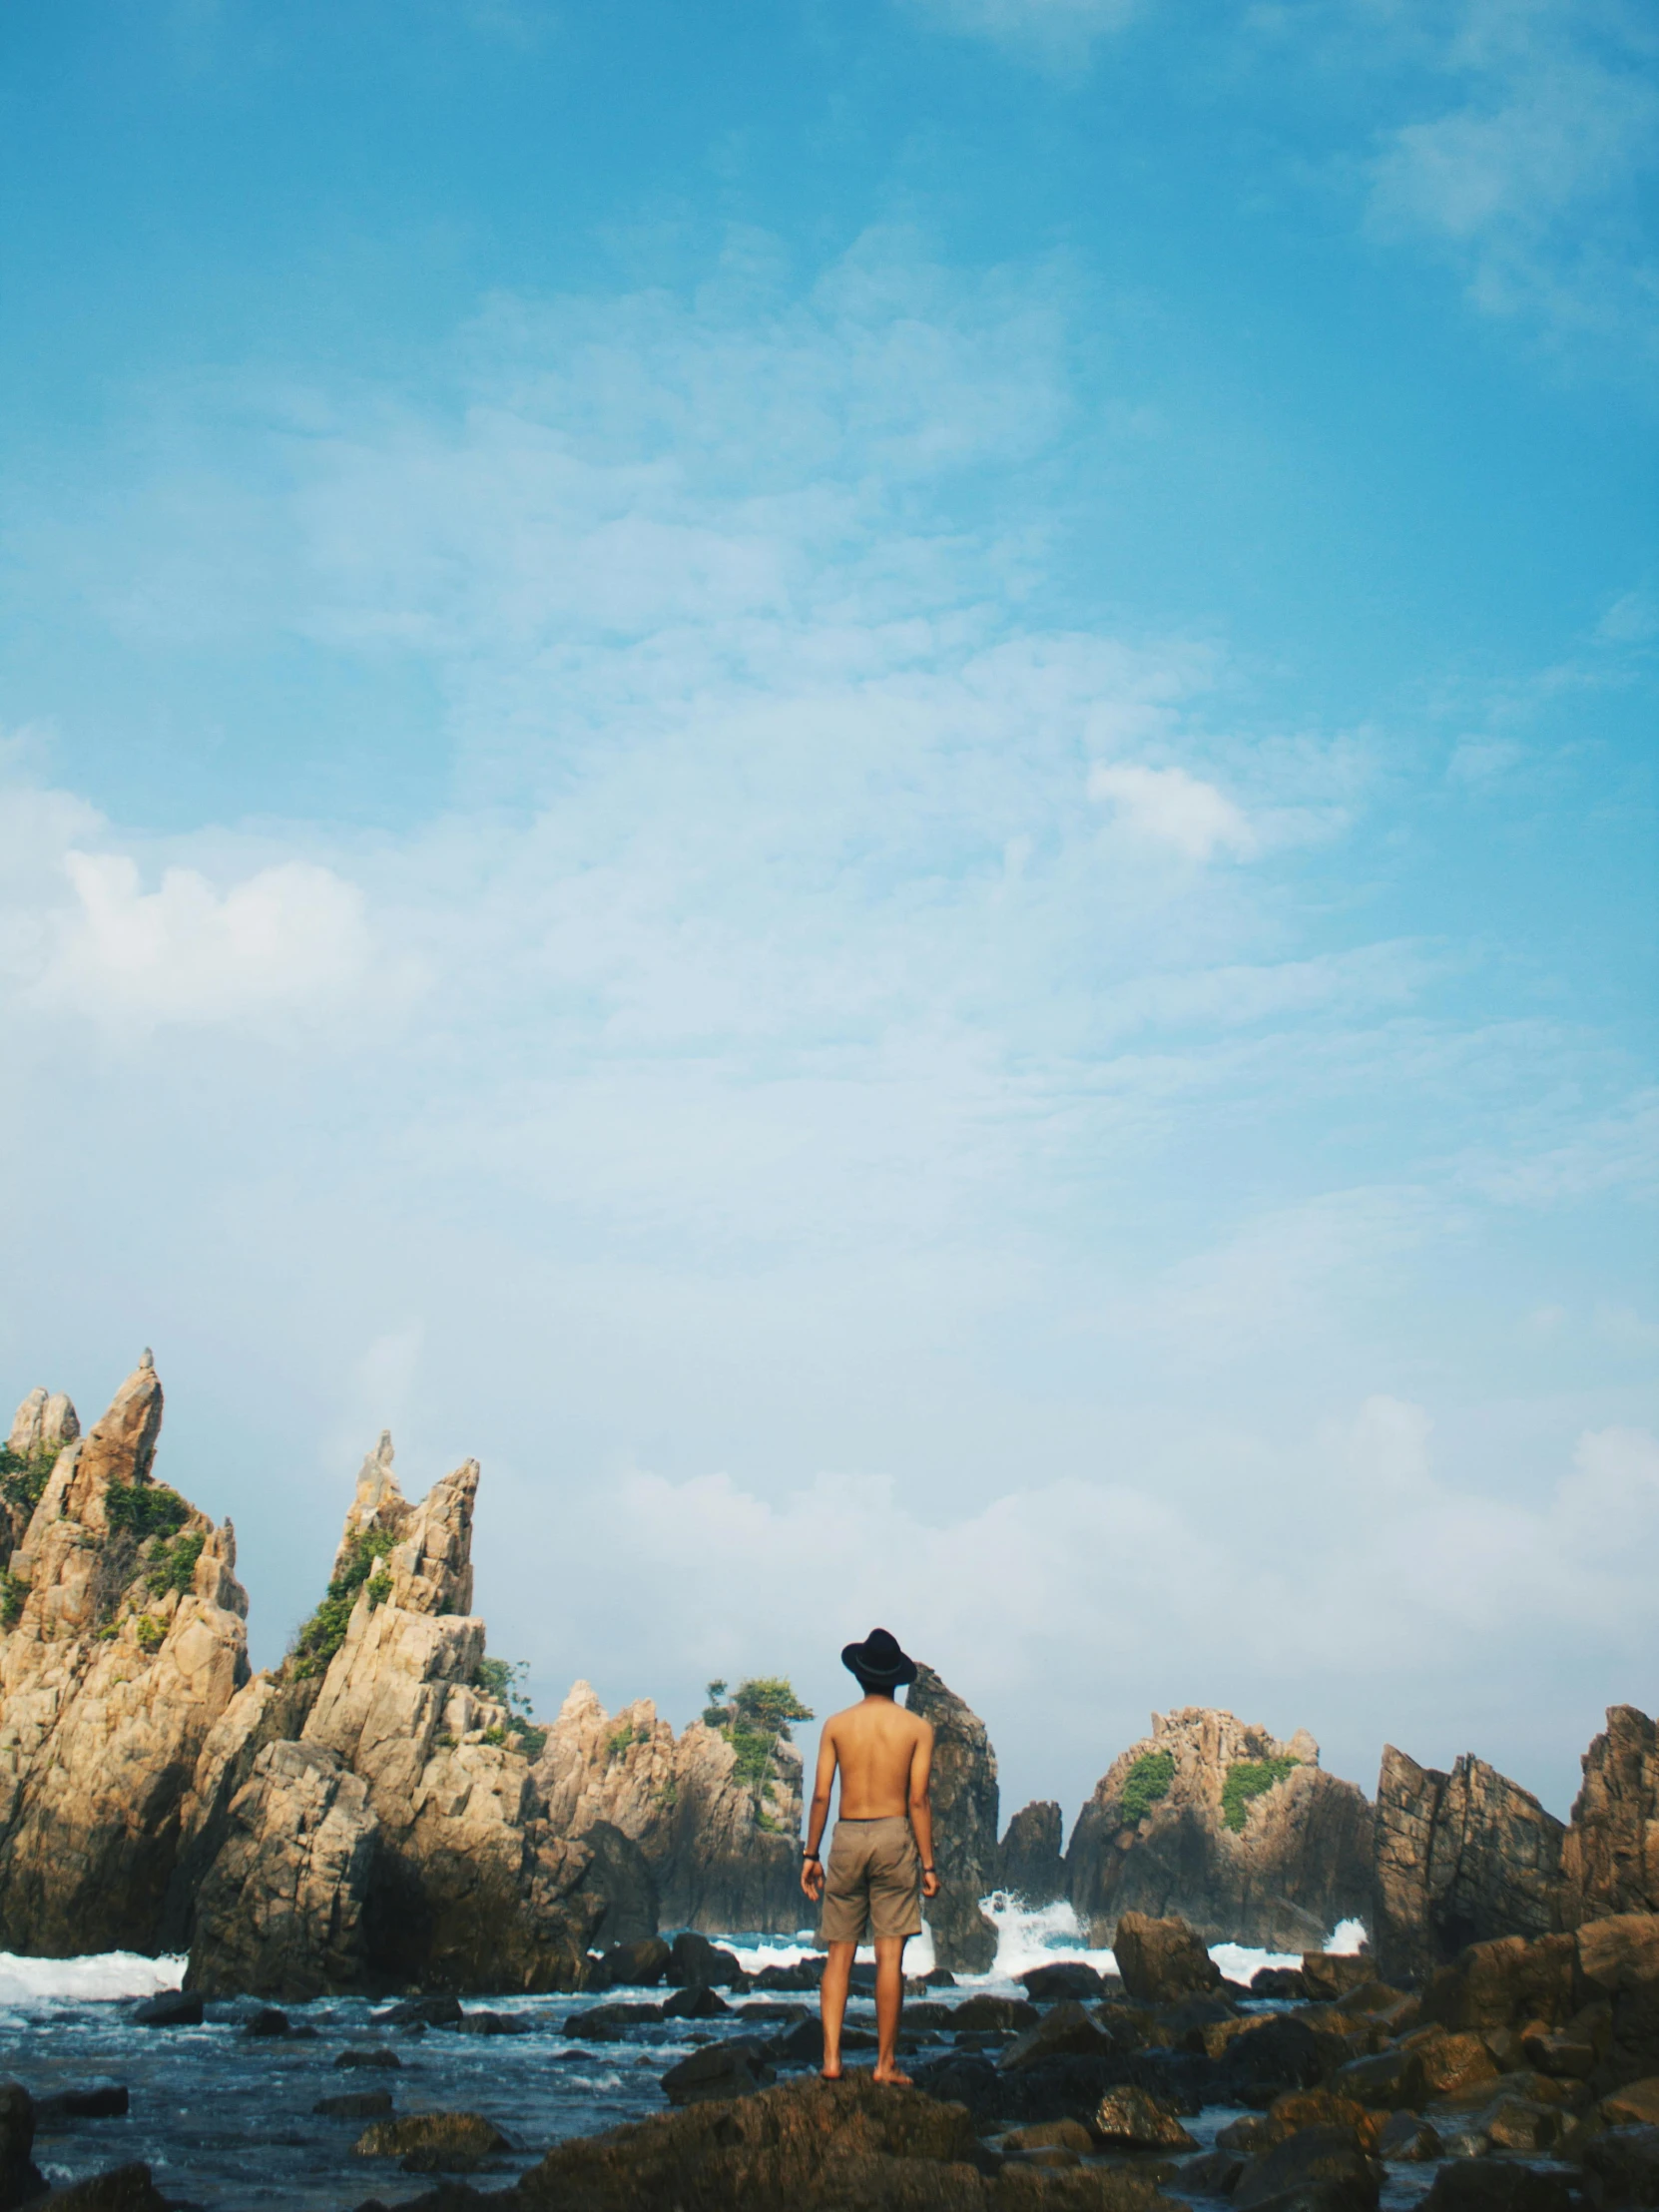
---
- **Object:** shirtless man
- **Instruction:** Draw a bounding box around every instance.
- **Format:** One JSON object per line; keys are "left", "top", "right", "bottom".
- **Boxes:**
{"left": 800, "top": 1627, "right": 938, "bottom": 2084}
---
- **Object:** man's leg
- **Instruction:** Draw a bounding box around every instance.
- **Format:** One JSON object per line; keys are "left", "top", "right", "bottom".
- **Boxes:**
{"left": 820, "top": 1940, "right": 856, "bottom": 2079}
{"left": 871, "top": 1935, "right": 910, "bottom": 2083}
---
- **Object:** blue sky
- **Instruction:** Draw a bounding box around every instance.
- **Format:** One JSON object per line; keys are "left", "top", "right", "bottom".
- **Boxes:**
{"left": 1, "top": 0, "right": 1655, "bottom": 1840}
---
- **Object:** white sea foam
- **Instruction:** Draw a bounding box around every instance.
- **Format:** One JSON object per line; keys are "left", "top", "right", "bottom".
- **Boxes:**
{"left": 0, "top": 1949, "right": 186, "bottom": 2006}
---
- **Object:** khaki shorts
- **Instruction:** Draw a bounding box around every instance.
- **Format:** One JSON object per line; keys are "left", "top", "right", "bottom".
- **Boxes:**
{"left": 818, "top": 1816, "right": 922, "bottom": 1945}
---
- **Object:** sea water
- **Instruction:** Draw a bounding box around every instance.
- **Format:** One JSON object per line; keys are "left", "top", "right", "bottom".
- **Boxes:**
{"left": 0, "top": 1904, "right": 1374, "bottom": 2210}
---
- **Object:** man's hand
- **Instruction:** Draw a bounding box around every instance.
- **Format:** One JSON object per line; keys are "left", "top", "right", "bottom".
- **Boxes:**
{"left": 802, "top": 1855, "right": 826, "bottom": 1902}
{"left": 921, "top": 1867, "right": 939, "bottom": 1900}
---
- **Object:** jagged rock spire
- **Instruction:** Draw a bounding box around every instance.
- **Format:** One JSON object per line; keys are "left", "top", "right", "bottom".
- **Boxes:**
{"left": 7, "top": 1388, "right": 80, "bottom": 1459}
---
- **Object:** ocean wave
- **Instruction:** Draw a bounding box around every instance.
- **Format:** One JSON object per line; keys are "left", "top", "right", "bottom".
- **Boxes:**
{"left": 0, "top": 1949, "right": 187, "bottom": 2006}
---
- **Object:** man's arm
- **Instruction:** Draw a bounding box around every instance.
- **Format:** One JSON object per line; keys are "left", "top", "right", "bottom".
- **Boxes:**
{"left": 908, "top": 1720, "right": 938, "bottom": 1899}
{"left": 802, "top": 1720, "right": 837, "bottom": 1901}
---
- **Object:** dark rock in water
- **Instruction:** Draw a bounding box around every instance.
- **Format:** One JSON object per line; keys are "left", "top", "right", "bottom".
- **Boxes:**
{"left": 1373, "top": 1745, "right": 1566, "bottom": 1985}
{"left": 1000, "top": 1803, "right": 1067, "bottom": 1907}
{"left": 1299, "top": 1954, "right": 1374, "bottom": 2002}
{"left": 734, "top": 2001, "right": 810, "bottom": 2026}
{"left": 1088, "top": 2085, "right": 1199, "bottom": 2150}
{"left": 663, "top": 1983, "right": 729, "bottom": 2020}
{"left": 0, "top": 2079, "right": 46, "bottom": 2210}
{"left": 847, "top": 1962, "right": 878, "bottom": 1994}
{"left": 589, "top": 1937, "right": 672, "bottom": 1989}
{"left": 666, "top": 1932, "right": 744, "bottom": 1988}
{"left": 315, "top": 2091, "right": 396, "bottom": 2120}
{"left": 1564, "top": 1707, "right": 1659, "bottom": 1924}
{"left": 952, "top": 1994, "right": 1038, "bottom": 2032}
{"left": 31, "top": 2082, "right": 129, "bottom": 2126}
{"left": 1232, "top": 2125, "right": 1379, "bottom": 2212}
{"left": 352, "top": 2113, "right": 512, "bottom": 2173}
{"left": 904, "top": 1666, "right": 1000, "bottom": 1974}
{"left": 373, "top": 1996, "right": 463, "bottom": 2029}
{"left": 661, "top": 2038, "right": 775, "bottom": 2107}
{"left": 1580, "top": 2125, "right": 1659, "bottom": 2208}
{"left": 578, "top": 1819, "right": 659, "bottom": 1950}
{"left": 515, "top": 2072, "right": 994, "bottom": 2207}
{"left": 353, "top": 2190, "right": 499, "bottom": 2212}
{"left": 1069, "top": 1710, "right": 1373, "bottom": 1953}
{"left": 1219, "top": 2015, "right": 1328, "bottom": 2105}
{"left": 334, "top": 2046, "right": 402, "bottom": 2069}
{"left": 1326, "top": 2046, "right": 1426, "bottom": 2109}
{"left": 921, "top": 1966, "right": 957, "bottom": 1988}
{"left": 1182, "top": 2148, "right": 1246, "bottom": 2195}
{"left": 243, "top": 2005, "right": 290, "bottom": 2037}
{"left": 753, "top": 1959, "right": 823, "bottom": 1992}
{"left": 769, "top": 2019, "right": 877, "bottom": 2066}
{"left": 1114, "top": 1913, "right": 1222, "bottom": 2004}
{"left": 1251, "top": 1968, "right": 1307, "bottom": 1999}
{"left": 563, "top": 2002, "right": 664, "bottom": 2037}
{"left": 34, "top": 2165, "right": 170, "bottom": 2210}
{"left": 1020, "top": 1962, "right": 1105, "bottom": 2003}
{"left": 131, "top": 1990, "right": 203, "bottom": 2027}
{"left": 1420, "top": 2165, "right": 1573, "bottom": 2212}
{"left": 997, "top": 2002, "right": 1111, "bottom": 2072}
{"left": 1375, "top": 2111, "right": 1441, "bottom": 2162}
{"left": 457, "top": 2010, "right": 530, "bottom": 2035}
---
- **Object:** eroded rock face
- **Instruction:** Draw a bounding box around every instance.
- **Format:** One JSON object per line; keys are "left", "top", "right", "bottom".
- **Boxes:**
{"left": 0, "top": 1358, "right": 251, "bottom": 1954}
{"left": 999, "top": 1801, "right": 1066, "bottom": 1907}
{"left": 906, "top": 1665, "right": 1000, "bottom": 1973}
{"left": 1563, "top": 1708, "right": 1659, "bottom": 1925}
{"left": 536, "top": 1680, "right": 805, "bottom": 1934}
{"left": 1069, "top": 1709, "right": 1372, "bottom": 1951}
{"left": 1373, "top": 1746, "right": 1567, "bottom": 1985}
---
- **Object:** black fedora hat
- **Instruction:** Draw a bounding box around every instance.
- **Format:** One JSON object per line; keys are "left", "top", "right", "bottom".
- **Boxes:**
{"left": 841, "top": 1627, "right": 918, "bottom": 1687}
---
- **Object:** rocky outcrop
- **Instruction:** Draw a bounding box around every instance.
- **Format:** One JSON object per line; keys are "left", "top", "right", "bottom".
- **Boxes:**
{"left": 999, "top": 1800, "right": 1066, "bottom": 1906}
{"left": 1414, "top": 1912, "right": 1659, "bottom": 2094}
{"left": 1, "top": 1391, "right": 79, "bottom": 1569}
{"left": 906, "top": 1664, "right": 999, "bottom": 1972}
{"left": 1112, "top": 1909, "right": 1223, "bottom": 2002}
{"left": 0, "top": 1358, "right": 250, "bottom": 1954}
{"left": 1563, "top": 1707, "right": 1659, "bottom": 1924}
{"left": 185, "top": 1432, "right": 637, "bottom": 1994}
{"left": 536, "top": 1681, "right": 805, "bottom": 1933}
{"left": 1068, "top": 1708, "right": 1372, "bottom": 1952}
{"left": 1373, "top": 1746, "right": 1567, "bottom": 1985}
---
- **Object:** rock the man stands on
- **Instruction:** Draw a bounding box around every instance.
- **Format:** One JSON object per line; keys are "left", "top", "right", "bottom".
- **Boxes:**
{"left": 801, "top": 1628, "right": 938, "bottom": 2084}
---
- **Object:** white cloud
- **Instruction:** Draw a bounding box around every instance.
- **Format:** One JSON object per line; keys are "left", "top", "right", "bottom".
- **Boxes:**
{"left": 1597, "top": 590, "right": 1659, "bottom": 646}
{"left": 25, "top": 847, "right": 378, "bottom": 1032}
{"left": 901, "top": 0, "right": 1141, "bottom": 69}
{"left": 1088, "top": 762, "right": 1258, "bottom": 860}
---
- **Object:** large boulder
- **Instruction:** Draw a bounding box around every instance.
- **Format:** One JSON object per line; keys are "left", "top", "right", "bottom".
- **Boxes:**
{"left": 1575, "top": 1912, "right": 1659, "bottom": 2091}
{"left": 1069, "top": 1710, "right": 1372, "bottom": 1952}
{"left": 0, "top": 1357, "right": 252, "bottom": 1955}
{"left": 904, "top": 1664, "right": 1000, "bottom": 1973}
{"left": 1373, "top": 1745, "right": 1567, "bottom": 1985}
{"left": 1564, "top": 1708, "right": 1659, "bottom": 1925}
{"left": 535, "top": 1681, "right": 805, "bottom": 1935}
{"left": 1000, "top": 1802, "right": 1067, "bottom": 1907}
{"left": 1417, "top": 1932, "right": 1576, "bottom": 2033}
{"left": 1113, "top": 1913, "right": 1222, "bottom": 2004}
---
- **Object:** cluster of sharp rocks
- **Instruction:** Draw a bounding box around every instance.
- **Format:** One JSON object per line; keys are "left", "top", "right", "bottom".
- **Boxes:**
{"left": 0, "top": 1358, "right": 1656, "bottom": 2212}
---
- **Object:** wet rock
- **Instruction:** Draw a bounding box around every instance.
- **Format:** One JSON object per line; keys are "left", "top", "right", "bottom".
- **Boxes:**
{"left": 315, "top": 2091, "right": 396, "bottom": 2119}
{"left": 1089, "top": 2086, "right": 1198, "bottom": 2151}
{"left": 1580, "top": 2125, "right": 1659, "bottom": 2208}
{"left": 33, "top": 2167, "right": 170, "bottom": 2211}
{"left": 1218, "top": 2015, "right": 1328, "bottom": 2105}
{"left": 1419, "top": 2164, "right": 1572, "bottom": 2212}
{"left": 243, "top": 2006, "right": 290, "bottom": 2036}
{"left": 661, "top": 2038, "right": 776, "bottom": 2106}
{"left": 1070, "top": 1710, "right": 1372, "bottom": 1954}
{"left": 905, "top": 1666, "right": 1001, "bottom": 1974}
{"left": 1564, "top": 1708, "right": 1659, "bottom": 1924}
{"left": 30, "top": 2083, "right": 128, "bottom": 2130}
{"left": 333, "top": 2046, "right": 402, "bottom": 2069}
{"left": 131, "top": 1990, "right": 203, "bottom": 2027}
{"left": 1252, "top": 1970, "right": 1308, "bottom": 1999}
{"left": 1373, "top": 1746, "right": 1567, "bottom": 1986}
{"left": 1005, "top": 2119, "right": 1093, "bottom": 2158}
{"left": 457, "top": 2011, "right": 530, "bottom": 2035}
{"left": 376, "top": 1996, "right": 464, "bottom": 2028}
{"left": 1406, "top": 2028, "right": 1501, "bottom": 2098}
{"left": 1265, "top": 2092, "right": 1382, "bottom": 2153}
{"left": 1300, "top": 1956, "right": 1376, "bottom": 2003}
{"left": 353, "top": 2113, "right": 512, "bottom": 2173}
{"left": 1114, "top": 1915, "right": 1222, "bottom": 2005}
{"left": 1000, "top": 1804, "right": 1068, "bottom": 1908}
{"left": 1021, "top": 1962, "right": 1107, "bottom": 2003}
{"left": 1376, "top": 2111, "right": 1441, "bottom": 2161}
{"left": 753, "top": 1959, "right": 824, "bottom": 1992}
{"left": 667, "top": 1933, "right": 745, "bottom": 1988}
{"left": 1182, "top": 2149, "right": 1247, "bottom": 2195}
{"left": 563, "top": 2001, "right": 664, "bottom": 2037}
{"left": 1231, "top": 2125, "right": 1380, "bottom": 2212}
{"left": 1326, "top": 2046, "right": 1426, "bottom": 2109}
{"left": 0, "top": 2080, "right": 45, "bottom": 2212}
{"left": 999, "top": 2003, "right": 1113, "bottom": 2072}
{"left": 1604, "top": 2082, "right": 1659, "bottom": 2127}
{"left": 1522, "top": 2029, "right": 1598, "bottom": 2078}
{"left": 1479, "top": 2094, "right": 1574, "bottom": 2153}
{"left": 589, "top": 1937, "right": 671, "bottom": 1989}
{"left": 955, "top": 1996, "right": 1040, "bottom": 2032}
{"left": 663, "top": 1984, "right": 730, "bottom": 2020}
{"left": 1419, "top": 1935, "right": 1576, "bottom": 2035}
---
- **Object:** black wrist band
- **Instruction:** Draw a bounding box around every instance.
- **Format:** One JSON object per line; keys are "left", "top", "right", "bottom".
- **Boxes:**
{"left": 922, "top": 1866, "right": 935, "bottom": 1874}
{"left": 802, "top": 1849, "right": 821, "bottom": 1861}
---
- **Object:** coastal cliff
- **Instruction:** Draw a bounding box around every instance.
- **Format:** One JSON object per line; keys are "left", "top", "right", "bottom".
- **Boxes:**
{"left": 0, "top": 1358, "right": 250, "bottom": 1955}
{"left": 905, "top": 1665, "right": 1000, "bottom": 1972}
{"left": 1067, "top": 1706, "right": 1374, "bottom": 1950}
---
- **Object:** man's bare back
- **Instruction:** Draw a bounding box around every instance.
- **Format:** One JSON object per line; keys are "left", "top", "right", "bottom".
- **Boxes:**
{"left": 802, "top": 1633, "right": 939, "bottom": 2086}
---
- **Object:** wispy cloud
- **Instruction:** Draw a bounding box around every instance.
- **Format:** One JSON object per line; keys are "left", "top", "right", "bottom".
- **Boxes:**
{"left": 899, "top": 0, "right": 1143, "bottom": 72}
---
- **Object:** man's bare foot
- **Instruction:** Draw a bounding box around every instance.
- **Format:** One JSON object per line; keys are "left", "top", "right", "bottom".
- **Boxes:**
{"left": 820, "top": 2064, "right": 843, "bottom": 2080}
{"left": 871, "top": 2065, "right": 912, "bottom": 2086}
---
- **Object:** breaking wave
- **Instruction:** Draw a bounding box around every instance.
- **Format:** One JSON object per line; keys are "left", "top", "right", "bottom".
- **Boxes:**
{"left": 0, "top": 1949, "right": 186, "bottom": 2007}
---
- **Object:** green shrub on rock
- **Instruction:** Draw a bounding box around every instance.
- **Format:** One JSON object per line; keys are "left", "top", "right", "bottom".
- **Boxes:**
{"left": 1222, "top": 1755, "right": 1300, "bottom": 1831}
{"left": 1120, "top": 1750, "right": 1177, "bottom": 1822}
{"left": 291, "top": 1525, "right": 399, "bottom": 1679}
